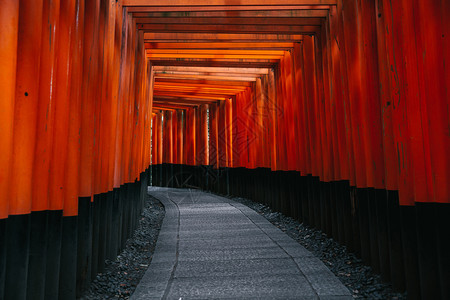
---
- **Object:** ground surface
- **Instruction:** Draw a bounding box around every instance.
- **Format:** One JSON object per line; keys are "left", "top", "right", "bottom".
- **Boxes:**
{"left": 132, "top": 187, "right": 351, "bottom": 300}
{"left": 231, "top": 196, "right": 407, "bottom": 300}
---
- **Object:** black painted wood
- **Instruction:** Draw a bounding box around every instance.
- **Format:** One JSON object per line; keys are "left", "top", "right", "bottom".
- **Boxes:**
{"left": 26, "top": 211, "right": 48, "bottom": 300}
{"left": 59, "top": 216, "right": 78, "bottom": 300}
{"left": 386, "top": 190, "right": 405, "bottom": 291}
{"left": 5, "top": 214, "right": 31, "bottom": 300}
{"left": 415, "top": 202, "right": 441, "bottom": 299}
{"left": 76, "top": 197, "right": 93, "bottom": 297}
{"left": 367, "top": 189, "right": 380, "bottom": 273}
{"left": 0, "top": 218, "right": 8, "bottom": 299}
{"left": 400, "top": 206, "right": 421, "bottom": 300}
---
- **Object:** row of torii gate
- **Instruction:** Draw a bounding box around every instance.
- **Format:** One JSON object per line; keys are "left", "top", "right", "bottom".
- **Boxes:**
{"left": 0, "top": 0, "right": 449, "bottom": 299}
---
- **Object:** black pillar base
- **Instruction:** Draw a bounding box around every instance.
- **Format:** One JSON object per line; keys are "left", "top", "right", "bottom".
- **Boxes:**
{"left": 26, "top": 211, "right": 48, "bottom": 300}
{"left": 5, "top": 214, "right": 31, "bottom": 300}
{"left": 59, "top": 216, "right": 78, "bottom": 300}
{"left": 76, "top": 197, "right": 93, "bottom": 297}
{"left": 415, "top": 203, "right": 441, "bottom": 299}
{"left": 400, "top": 205, "right": 421, "bottom": 299}
{"left": 0, "top": 218, "right": 6, "bottom": 300}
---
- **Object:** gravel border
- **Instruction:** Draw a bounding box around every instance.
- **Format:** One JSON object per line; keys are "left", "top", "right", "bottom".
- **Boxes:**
{"left": 230, "top": 196, "right": 407, "bottom": 300}
{"left": 79, "top": 194, "right": 165, "bottom": 299}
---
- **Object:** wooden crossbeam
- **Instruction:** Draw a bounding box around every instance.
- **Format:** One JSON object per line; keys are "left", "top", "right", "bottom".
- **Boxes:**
{"left": 153, "top": 88, "right": 242, "bottom": 97}
{"left": 154, "top": 83, "right": 248, "bottom": 89}
{"left": 154, "top": 84, "right": 248, "bottom": 91}
{"left": 138, "top": 24, "right": 319, "bottom": 34}
{"left": 153, "top": 66, "right": 269, "bottom": 74}
{"left": 154, "top": 99, "right": 216, "bottom": 106}
{"left": 154, "top": 85, "right": 248, "bottom": 93}
{"left": 151, "top": 60, "right": 277, "bottom": 68}
{"left": 153, "top": 102, "right": 198, "bottom": 108}
{"left": 127, "top": 5, "right": 332, "bottom": 12}
{"left": 122, "top": 0, "right": 336, "bottom": 6}
{"left": 132, "top": 10, "right": 328, "bottom": 18}
{"left": 154, "top": 84, "right": 244, "bottom": 93}
{"left": 152, "top": 107, "right": 177, "bottom": 111}
{"left": 154, "top": 74, "right": 259, "bottom": 81}
{"left": 147, "top": 53, "right": 283, "bottom": 59}
{"left": 135, "top": 17, "right": 323, "bottom": 26}
{"left": 148, "top": 49, "right": 285, "bottom": 55}
{"left": 153, "top": 92, "right": 231, "bottom": 100}
{"left": 154, "top": 99, "right": 217, "bottom": 105}
{"left": 145, "top": 42, "right": 295, "bottom": 50}
{"left": 144, "top": 32, "right": 303, "bottom": 41}
{"left": 155, "top": 78, "right": 253, "bottom": 86}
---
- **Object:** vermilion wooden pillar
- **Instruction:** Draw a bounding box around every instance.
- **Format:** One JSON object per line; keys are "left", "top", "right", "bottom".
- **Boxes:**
{"left": 120, "top": 12, "right": 131, "bottom": 184}
{"left": 151, "top": 114, "right": 157, "bottom": 165}
{"left": 141, "top": 62, "right": 149, "bottom": 173}
{"left": 300, "top": 36, "right": 315, "bottom": 177}
{"left": 345, "top": 0, "right": 367, "bottom": 188}
{"left": 267, "top": 69, "right": 277, "bottom": 172}
{"left": 135, "top": 30, "right": 148, "bottom": 182}
{"left": 318, "top": 25, "right": 335, "bottom": 182}
{"left": 196, "top": 104, "right": 208, "bottom": 166}
{"left": 186, "top": 108, "right": 196, "bottom": 166}
{"left": 172, "top": 110, "right": 179, "bottom": 165}
{"left": 106, "top": 1, "right": 121, "bottom": 190}
{"left": 228, "top": 96, "right": 235, "bottom": 169}
{"left": 237, "top": 90, "right": 249, "bottom": 169}
{"left": 292, "top": 43, "right": 306, "bottom": 174}
{"left": 9, "top": 0, "right": 44, "bottom": 215}
{"left": 157, "top": 112, "right": 163, "bottom": 165}
{"left": 49, "top": 0, "right": 76, "bottom": 210}
{"left": 209, "top": 103, "right": 219, "bottom": 169}
{"left": 259, "top": 75, "right": 270, "bottom": 169}
{"left": 321, "top": 20, "right": 336, "bottom": 182}
{"left": 413, "top": 0, "right": 449, "bottom": 204}
{"left": 370, "top": 0, "right": 397, "bottom": 190}
{"left": 358, "top": 0, "right": 385, "bottom": 190}
{"left": 378, "top": 0, "right": 426, "bottom": 205}
{"left": 135, "top": 32, "right": 147, "bottom": 182}
{"left": 163, "top": 110, "right": 173, "bottom": 164}
{"left": 326, "top": 8, "right": 350, "bottom": 183}
{"left": 341, "top": 2, "right": 361, "bottom": 185}
{"left": 274, "top": 58, "right": 283, "bottom": 171}
{"left": 0, "top": 0, "right": 19, "bottom": 220}
{"left": 125, "top": 13, "right": 138, "bottom": 183}
{"left": 65, "top": 0, "right": 85, "bottom": 217}
{"left": 184, "top": 109, "right": 190, "bottom": 165}
{"left": 177, "top": 110, "right": 184, "bottom": 165}
{"left": 314, "top": 34, "right": 328, "bottom": 181}
{"left": 337, "top": 3, "right": 356, "bottom": 187}
{"left": 233, "top": 93, "right": 242, "bottom": 168}
{"left": 245, "top": 88, "right": 253, "bottom": 169}
{"left": 32, "top": 0, "right": 61, "bottom": 210}
{"left": 79, "top": 0, "right": 100, "bottom": 197}
{"left": 247, "top": 84, "right": 257, "bottom": 170}
{"left": 95, "top": 0, "right": 110, "bottom": 194}
{"left": 217, "top": 101, "right": 227, "bottom": 169}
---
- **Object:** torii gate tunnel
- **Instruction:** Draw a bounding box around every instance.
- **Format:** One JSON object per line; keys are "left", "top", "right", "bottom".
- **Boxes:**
{"left": 0, "top": 0, "right": 449, "bottom": 299}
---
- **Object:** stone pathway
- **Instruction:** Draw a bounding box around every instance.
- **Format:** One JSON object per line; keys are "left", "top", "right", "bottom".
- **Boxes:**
{"left": 131, "top": 187, "right": 351, "bottom": 300}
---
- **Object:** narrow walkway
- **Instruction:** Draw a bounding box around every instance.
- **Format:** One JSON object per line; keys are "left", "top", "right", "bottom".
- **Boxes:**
{"left": 132, "top": 187, "right": 351, "bottom": 300}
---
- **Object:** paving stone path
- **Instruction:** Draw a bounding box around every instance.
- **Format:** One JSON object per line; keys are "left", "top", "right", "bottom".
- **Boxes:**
{"left": 131, "top": 187, "right": 351, "bottom": 300}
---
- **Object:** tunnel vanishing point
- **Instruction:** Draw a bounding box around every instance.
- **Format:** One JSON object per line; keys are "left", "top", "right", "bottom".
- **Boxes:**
{"left": 0, "top": 0, "right": 449, "bottom": 299}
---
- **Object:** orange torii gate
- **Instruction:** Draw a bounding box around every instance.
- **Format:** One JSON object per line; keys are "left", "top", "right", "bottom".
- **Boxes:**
{"left": 0, "top": 0, "right": 449, "bottom": 299}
